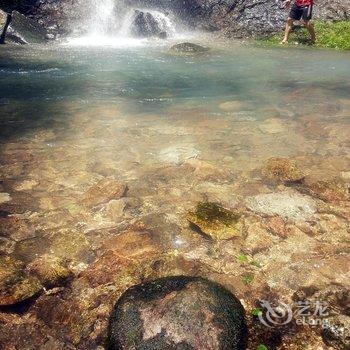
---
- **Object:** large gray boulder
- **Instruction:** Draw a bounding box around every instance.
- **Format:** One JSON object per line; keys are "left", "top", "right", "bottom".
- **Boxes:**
{"left": 0, "top": 9, "right": 47, "bottom": 43}
{"left": 107, "top": 276, "right": 248, "bottom": 350}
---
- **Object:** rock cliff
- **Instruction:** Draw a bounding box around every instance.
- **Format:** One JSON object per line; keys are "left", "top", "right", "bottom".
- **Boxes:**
{"left": 1, "top": 0, "right": 350, "bottom": 40}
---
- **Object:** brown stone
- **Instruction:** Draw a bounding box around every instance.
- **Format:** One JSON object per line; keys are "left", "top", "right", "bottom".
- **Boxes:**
{"left": 262, "top": 157, "right": 305, "bottom": 184}
{"left": 304, "top": 178, "right": 349, "bottom": 202}
{"left": 0, "top": 256, "right": 42, "bottom": 306}
{"left": 82, "top": 179, "right": 127, "bottom": 207}
{"left": 82, "top": 231, "right": 161, "bottom": 287}
{"left": 26, "top": 254, "right": 73, "bottom": 288}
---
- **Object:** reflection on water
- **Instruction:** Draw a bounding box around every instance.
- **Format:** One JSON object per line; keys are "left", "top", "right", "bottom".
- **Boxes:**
{"left": 0, "top": 40, "right": 349, "bottom": 347}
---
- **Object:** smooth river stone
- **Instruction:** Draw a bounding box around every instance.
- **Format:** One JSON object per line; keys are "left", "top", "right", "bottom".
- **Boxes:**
{"left": 246, "top": 190, "right": 317, "bottom": 221}
{"left": 107, "top": 276, "right": 248, "bottom": 350}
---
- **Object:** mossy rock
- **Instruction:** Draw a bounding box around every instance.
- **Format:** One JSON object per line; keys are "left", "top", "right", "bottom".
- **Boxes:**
{"left": 262, "top": 157, "right": 305, "bottom": 184}
{"left": 170, "top": 42, "right": 209, "bottom": 55}
{"left": 107, "top": 276, "right": 248, "bottom": 350}
{"left": 187, "top": 202, "right": 242, "bottom": 240}
{"left": 0, "top": 255, "right": 42, "bottom": 306}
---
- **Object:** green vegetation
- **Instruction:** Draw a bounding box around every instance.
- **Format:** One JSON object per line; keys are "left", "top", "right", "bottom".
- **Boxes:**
{"left": 251, "top": 308, "right": 263, "bottom": 316}
{"left": 237, "top": 253, "right": 249, "bottom": 263}
{"left": 256, "top": 345, "right": 269, "bottom": 350}
{"left": 258, "top": 21, "right": 350, "bottom": 50}
{"left": 242, "top": 274, "right": 254, "bottom": 285}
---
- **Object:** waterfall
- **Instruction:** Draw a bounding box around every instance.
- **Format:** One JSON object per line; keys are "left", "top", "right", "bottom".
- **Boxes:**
{"left": 67, "top": 0, "right": 186, "bottom": 47}
{"left": 85, "top": 0, "right": 118, "bottom": 36}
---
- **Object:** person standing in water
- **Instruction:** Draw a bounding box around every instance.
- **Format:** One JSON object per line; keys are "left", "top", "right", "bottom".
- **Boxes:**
{"left": 281, "top": 0, "right": 316, "bottom": 44}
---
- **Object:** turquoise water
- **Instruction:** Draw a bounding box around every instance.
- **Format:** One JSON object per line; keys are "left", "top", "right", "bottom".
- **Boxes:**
{"left": 1, "top": 43, "right": 349, "bottom": 125}
{"left": 0, "top": 41, "right": 349, "bottom": 259}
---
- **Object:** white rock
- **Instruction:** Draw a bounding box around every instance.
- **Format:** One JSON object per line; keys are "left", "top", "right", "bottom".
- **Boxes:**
{"left": 159, "top": 145, "right": 200, "bottom": 165}
{"left": 14, "top": 180, "right": 39, "bottom": 191}
{"left": 246, "top": 190, "right": 316, "bottom": 221}
{"left": 0, "top": 193, "right": 11, "bottom": 204}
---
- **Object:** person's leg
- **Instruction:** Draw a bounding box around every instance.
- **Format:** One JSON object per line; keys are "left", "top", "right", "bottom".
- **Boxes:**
{"left": 0, "top": 13, "right": 13, "bottom": 44}
{"left": 301, "top": 5, "right": 315, "bottom": 43}
{"left": 281, "top": 18, "right": 294, "bottom": 44}
{"left": 303, "top": 20, "right": 316, "bottom": 43}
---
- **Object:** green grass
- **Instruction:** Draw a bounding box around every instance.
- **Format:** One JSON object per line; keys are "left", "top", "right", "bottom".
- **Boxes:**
{"left": 258, "top": 21, "right": 350, "bottom": 50}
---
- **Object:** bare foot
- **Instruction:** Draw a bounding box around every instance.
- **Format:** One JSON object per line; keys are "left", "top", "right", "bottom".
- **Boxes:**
{"left": 280, "top": 39, "right": 288, "bottom": 44}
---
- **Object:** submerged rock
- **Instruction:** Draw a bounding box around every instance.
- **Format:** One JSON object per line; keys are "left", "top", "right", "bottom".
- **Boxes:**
{"left": 259, "top": 118, "right": 286, "bottom": 134}
{"left": 107, "top": 276, "right": 248, "bottom": 350}
{"left": 159, "top": 145, "right": 200, "bottom": 165}
{"left": 262, "top": 157, "right": 305, "bottom": 184}
{"left": 0, "top": 256, "right": 42, "bottom": 306}
{"left": 322, "top": 315, "right": 350, "bottom": 350}
{"left": 187, "top": 202, "right": 242, "bottom": 240}
{"left": 26, "top": 254, "right": 72, "bottom": 289}
{"left": 219, "top": 100, "right": 245, "bottom": 112}
{"left": 304, "top": 178, "right": 349, "bottom": 202}
{"left": 82, "top": 179, "right": 127, "bottom": 207}
{"left": 0, "top": 192, "right": 11, "bottom": 204}
{"left": 170, "top": 42, "right": 209, "bottom": 54}
{"left": 246, "top": 191, "right": 316, "bottom": 221}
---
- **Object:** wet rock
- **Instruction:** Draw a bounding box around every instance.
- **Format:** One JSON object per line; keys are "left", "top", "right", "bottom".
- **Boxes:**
{"left": 264, "top": 216, "right": 287, "bottom": 238}
{"left": 246, "top": 190, "right": 316, "bottom": 221}
{"left": 26, "top": 254, "right": 72, "bottom": 289}
{"left": 82, "top": 230, "right": 161, "bottom": 287}
{"left": 0, "top": 10, "right": 48, "bottom": 44}
{"left": 14, "top": 235, "right": 50, "bottom": 263}
{"left": 14, "top": 179, "right": 39, "bottom": 191}
{"left": 170, "top": 42, "right": 209, "bottom": 53}
{"left": 303, "top": 178, "right": 349, "bottom": 202}
{"left": 159, "top": 145, "right": 200, "bottom": 165}
{"left": 105, "top": 199, "right": 127, "bottom": 221}
{"left": 322, "top": 315, "right": 350, "bottom": 350}
{"left": 219, "top": 100, "right": 245, "bottom": 112}
{"left": 0, "top": 215, "right": 35, "bottom": 241}
{"left": 186, "top": 159, "right": 231, "bottom": 182}
{"left": 0, "top": 193, "right": 11, "bottom": 204}
{"left": 259, "top": 118, "right": 286, "bottom": 134}
{"left": 131, "top": 10, "right": 165, "bottom": 38}
{"left": 0, "top": 255, "right": 42, "bottom": 306}
{"left": 244, "top": 220, "right": 277, "bottom": 254}
{"left": 82, "top": 178, "right": 127, "bottom": 207}
{"left": 340, "top": 171, "right": 350, "bottom": 181}
{"left": 187, "top": 202, "right": 243, "bottom": 240}
{"left": 194, "top": 182, "right": 239, "bottom": 209}
{"left": 262, "top": 157, "right": 305, "bottom": 184}
{"left": 107, "top": 276, "right": 248, "bottom": 350}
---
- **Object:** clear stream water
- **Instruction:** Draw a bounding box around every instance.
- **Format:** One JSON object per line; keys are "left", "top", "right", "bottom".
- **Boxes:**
{"left": 0, "top": 39, "right": 349, "bottom": 260}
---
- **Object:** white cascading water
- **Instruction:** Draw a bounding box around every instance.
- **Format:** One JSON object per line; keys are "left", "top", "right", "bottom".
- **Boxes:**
{"left": 87, "top": 0, "right": 117, "bottom": 36}
{"left": 67, "top": 0, "right": 184, "bottom": 47}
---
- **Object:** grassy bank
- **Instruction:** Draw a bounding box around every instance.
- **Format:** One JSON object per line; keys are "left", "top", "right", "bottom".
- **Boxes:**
{"left": 258, "top": 21, "right": 350, "bottom": 50}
